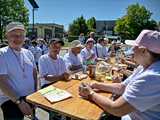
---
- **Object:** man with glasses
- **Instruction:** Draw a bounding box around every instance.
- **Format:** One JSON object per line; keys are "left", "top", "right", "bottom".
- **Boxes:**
{"left": 0, "top": 22, "right": 37, "bottom": 120}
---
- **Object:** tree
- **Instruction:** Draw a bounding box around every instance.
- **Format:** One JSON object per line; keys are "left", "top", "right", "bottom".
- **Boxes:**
{"left": 114, "top": 3, "right": 158, "bottom": 40}
{"left": 0, "top": 0, "right": 29, "bottom": 42}
{"left": 87, "top": 17, "right": 96, "bottom": 32}
{"left": 68, "top": 16, "right": 88, "bottom": 36}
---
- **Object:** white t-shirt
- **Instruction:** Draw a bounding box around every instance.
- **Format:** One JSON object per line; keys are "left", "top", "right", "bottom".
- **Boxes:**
{"left": 29, "top": 46, "right": 42, "bottom": 63}
{"left": 0, "top": 46, "right": 36, "bottom": 105}
{"left": 38, "top": 54, "right": 67, "bottom": 86}
{"left": 122, "top": 61, "right": 160, "bottom": 120}
{"left": 63, "top": 51, "right": 82, "bottom": 71}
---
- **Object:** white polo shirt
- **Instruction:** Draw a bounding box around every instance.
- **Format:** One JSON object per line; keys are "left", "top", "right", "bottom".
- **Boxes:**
{"left": 38, "top": 54, "right": 67, "bottom": 86}
{"left": 63, "top": 51, "right": 82, "bottom": 71}
{"left": 0, "top": 46, "right": 36, "bottom": 105}
{"left": 122, "top": 61, "right": 160, "bottom": 120}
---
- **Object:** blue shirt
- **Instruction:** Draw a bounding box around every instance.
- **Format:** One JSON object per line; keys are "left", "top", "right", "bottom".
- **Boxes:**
{"left": 122, "top": 61, "right": 160, "bottom": 120}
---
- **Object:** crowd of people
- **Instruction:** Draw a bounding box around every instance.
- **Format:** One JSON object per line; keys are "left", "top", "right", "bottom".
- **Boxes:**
{"left": 0, "top": 21, "right": 160, "bottom": 120}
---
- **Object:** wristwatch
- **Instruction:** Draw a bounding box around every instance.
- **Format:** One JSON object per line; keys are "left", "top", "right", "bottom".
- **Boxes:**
{"left": 15, "top": 99, "right": 21, "bottom": 105}
{"left": 15, "top": 97, "right": 23, "bottom": 105}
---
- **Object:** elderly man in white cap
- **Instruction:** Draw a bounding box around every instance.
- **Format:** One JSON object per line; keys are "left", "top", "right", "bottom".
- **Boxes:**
{"left": 63, "top": 40, "right": 84, "bottom": 72}
{"left": 0, "top": 22, "right": 37, "bottom": 120}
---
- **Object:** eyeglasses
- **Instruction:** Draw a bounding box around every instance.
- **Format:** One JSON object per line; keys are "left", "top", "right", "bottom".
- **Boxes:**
{"left": 9, "top": 34, "right": 25, "bottom": 39}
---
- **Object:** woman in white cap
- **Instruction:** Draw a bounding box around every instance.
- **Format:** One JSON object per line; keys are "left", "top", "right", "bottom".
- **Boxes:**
{"left": 80, "top": 38, "right": 97, "bottom": 65}
{"left": 79, "top": 30, "right": 160, "bottom": 120}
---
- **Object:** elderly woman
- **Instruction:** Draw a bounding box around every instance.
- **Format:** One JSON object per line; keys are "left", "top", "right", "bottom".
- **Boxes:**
{"left": 79, "top": 30, "right": 160, "bottom": 120}
{"left": 81, "top": 38, "right": 97, "bottom": 65}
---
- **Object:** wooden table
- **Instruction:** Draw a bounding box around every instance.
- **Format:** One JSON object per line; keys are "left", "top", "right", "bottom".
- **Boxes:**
{"left": 26, "top": 78, "right": 112, "bottom": 120}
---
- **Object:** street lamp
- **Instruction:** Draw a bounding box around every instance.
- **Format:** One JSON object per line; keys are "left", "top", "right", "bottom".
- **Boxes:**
{"left": 28, "top": 0, "right": 39, "bottom": 39}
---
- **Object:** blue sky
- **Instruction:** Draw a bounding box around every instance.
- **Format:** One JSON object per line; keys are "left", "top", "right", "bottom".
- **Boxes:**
{"left": 24, "top": 0, "right": 160, "bottom": 30}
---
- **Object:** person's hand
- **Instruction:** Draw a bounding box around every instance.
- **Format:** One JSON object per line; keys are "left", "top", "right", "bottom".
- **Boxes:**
{"left": 120, "top": 58, "right": 126, "bottom": 64}
{"left": 96, "top": 58, "right": 104, "bottom": 61}
{"left": 18, "top": 100, "right": 33, "bottom": 116}
{"left": 118, "top": 67, "right": 126, "bottom": 74}
{"left": 89, "top": 82, "right": 101, "bottom": 92}
{"left": 112, "top": 76, "right": 122, "bottom": 83}
{"left": 63, "top": 72, "right": 70, "bottom": 81}
{"left": 89, "top": 53, "right": 95, "bottom": 59}
{"left": 105, "top": 58, "right": 110, "bottom": 63}
{"left": 90, "top": 82, "right": 98, "bottom": 89}
{"left": 79, "top": 82, "right": 94, "bottom": 99}
{"left": 91, "top": 53, "right": 95, "bottom": 58}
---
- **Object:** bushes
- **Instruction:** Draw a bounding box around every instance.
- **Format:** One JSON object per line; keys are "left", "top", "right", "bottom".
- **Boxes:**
{"left": 67, "top": 36, "right": 79, "bottom": 42}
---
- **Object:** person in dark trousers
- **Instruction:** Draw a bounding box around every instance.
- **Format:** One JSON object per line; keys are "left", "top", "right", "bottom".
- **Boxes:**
{"left": 0, "top": 22, "right": 37, "bottom": 120}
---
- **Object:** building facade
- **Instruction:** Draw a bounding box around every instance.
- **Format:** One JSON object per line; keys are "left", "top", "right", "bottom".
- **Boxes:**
{"left": 96, "top": 20, "right": 116, "bottom": 35}
{"left": 27, "top": 23, "right": 64, "bottom": 40}
{"left": 96, "top": 20, "right": 121, "bottom": 41}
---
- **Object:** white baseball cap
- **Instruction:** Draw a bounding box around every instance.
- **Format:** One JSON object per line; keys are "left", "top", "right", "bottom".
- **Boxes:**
{"left": 125, "top": 30, "right": 160, "bottom": 54}
{"left": 6, "top": 22, "right": 25, "bottom": 33}
{"left": 86, "top": 38, "right": 95, "bottom": 44}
